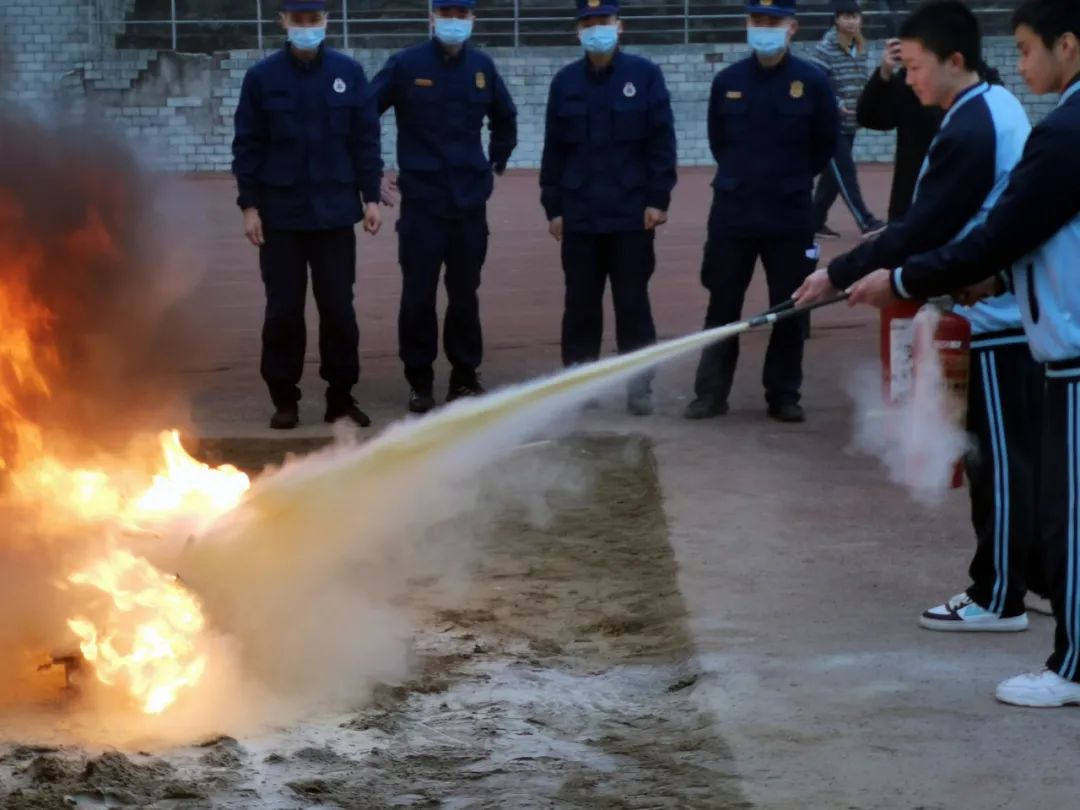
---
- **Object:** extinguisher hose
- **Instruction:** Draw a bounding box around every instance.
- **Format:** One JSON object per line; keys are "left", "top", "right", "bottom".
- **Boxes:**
{"left": 744, "top": 292, "right": 850, "bottom": 329}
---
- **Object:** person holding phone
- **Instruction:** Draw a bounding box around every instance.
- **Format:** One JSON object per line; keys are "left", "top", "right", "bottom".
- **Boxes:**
{"left": 810, "top": 0, "right": 885, "bottom": 239}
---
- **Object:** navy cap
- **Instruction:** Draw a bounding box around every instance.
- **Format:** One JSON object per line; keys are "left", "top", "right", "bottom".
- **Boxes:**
{"left": 432, "top": 0, "right": 476, "bottom": 7}
{"left": 746, "top": 0, "right": 796, "bottom": 16}
{"left": 576, "top": 0, "right": 619, "bottom": 19}
{"left": 282, "top": 0, "right": 326, "bottom": 11}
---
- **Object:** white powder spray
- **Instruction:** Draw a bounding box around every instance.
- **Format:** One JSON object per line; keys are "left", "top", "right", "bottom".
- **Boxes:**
{"left": 848, "top": 306, "right": 970, "bottom": 506}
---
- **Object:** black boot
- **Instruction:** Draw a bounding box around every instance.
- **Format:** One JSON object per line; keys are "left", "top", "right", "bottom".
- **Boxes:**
{"left": 683, "top": 397, "right": 729, "bottom": 420}
{"left": 270, "top": 405, "right": 299, "bottom": 430}
{"left": 767, "top": 402, "right": 805, "bottom": 423}
{"left": 409, "top": 388, "right": 436, "bottom": 414}
{"left": 447, "top": 374, "right": 485, "bottom": 403}
{"left": 325, "top": 398, "right": 372, "bottom": 428}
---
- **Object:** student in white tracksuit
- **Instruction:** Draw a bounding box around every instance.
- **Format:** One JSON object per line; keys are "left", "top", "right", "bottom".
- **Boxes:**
{"left": 849, "top": 0, "right": 1080, "bottom": 708}
{"left": 797, "top": 1, "right": 1045, "bottom": 633}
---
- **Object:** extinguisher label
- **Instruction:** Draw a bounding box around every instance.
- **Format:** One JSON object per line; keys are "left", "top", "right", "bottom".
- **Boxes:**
{"left": 889, "top": 317, "right": 916, "bottom": 401}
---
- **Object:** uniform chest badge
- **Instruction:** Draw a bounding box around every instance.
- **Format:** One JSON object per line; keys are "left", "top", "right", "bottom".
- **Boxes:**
{"left": 475, "top": 71, "right": 487, "bottom": 89}
{"left": 333, "top": 78, "right": 346, "bottom": 94}
{"left": 726, "top": 90, "right": 743, "bottom": 99}
{"left": 587, "top": 0, "right": 600, "bottom": 7}
{"left": 760, "top": 0, "right": 773, "bottom": 5}
{"left": 623, "top": 82, "right": 637, "bottom": 98}
{"left": 414, "top": 78, "right": 434, "bottom": 87}
{"left": 789, "top": 80, "right": 804, "bottom": 99}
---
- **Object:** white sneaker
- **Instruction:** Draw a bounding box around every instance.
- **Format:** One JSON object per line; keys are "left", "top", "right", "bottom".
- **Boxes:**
{"left": 919, "top": 592, "right": 1029, "bottom": 632}
{"left": 996, "top": 669, "right": 1080, "bottom": 707}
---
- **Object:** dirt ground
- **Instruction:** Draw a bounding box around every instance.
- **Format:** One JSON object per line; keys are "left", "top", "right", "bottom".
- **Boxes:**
{"left": 0, "top": 436, "right": 750, "bottom": 809}
{"left": 1, "top": 167, "right": 1076, "bottom": 808}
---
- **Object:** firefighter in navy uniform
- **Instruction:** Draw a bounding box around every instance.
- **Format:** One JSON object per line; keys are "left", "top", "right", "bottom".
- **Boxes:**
{"left": 539, "top": 0, "right": 678, "bottom": 416}
{"left": 232, "top": 0, "right": 383, "bottom": 430}
{"left": 684, "top": 0, "right": 839, "bottom": 423}
{"left": 371, "top": 0, "right": 517, "bottom": 414}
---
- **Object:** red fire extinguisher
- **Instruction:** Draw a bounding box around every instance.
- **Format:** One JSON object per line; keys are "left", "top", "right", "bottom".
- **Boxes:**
{"left": 880, "top": 301, "right": 971, "bottom": 489}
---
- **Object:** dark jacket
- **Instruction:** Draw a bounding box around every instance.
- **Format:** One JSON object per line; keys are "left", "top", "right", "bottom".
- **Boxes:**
{"left": 540, "top": 50, "right": 677, "bottom": 234}
{"left": 705, "top": 52, "right": 839, "bottom": 239}
{"left": 232, "top": 44, "right": 382, "bottom": 231}
{"left": 371, "top": 39, "right": 517, "bottom": 213}
{"left": 898, "top": 77, "right": 1080, "bottom": 363}
{"left": 829, "top": 82, "right": 1029, "bottom": 299}
{"left": 856, "top": 63, "right": 1004, "bottom": 222}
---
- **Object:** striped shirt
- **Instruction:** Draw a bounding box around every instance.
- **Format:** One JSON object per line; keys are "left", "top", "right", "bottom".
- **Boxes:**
{"left": 810, "top": 29, "right": 868, "bottom": 134}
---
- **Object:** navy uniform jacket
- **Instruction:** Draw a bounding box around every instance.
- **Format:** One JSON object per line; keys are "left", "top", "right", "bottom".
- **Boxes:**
{"left": 707, "top": 53, "right": 839, "bottom": 238}
{"left": 370, "top": 40, "right": 517, "bottom": 213}
{"left": 232, "top": 44, "right": 382, "bottom": 231}
{"left": 898, "top": 76, "right": 1080, "bottom": 363}
{"left": 539, "top": 51, "right": 677, "bottom": 234}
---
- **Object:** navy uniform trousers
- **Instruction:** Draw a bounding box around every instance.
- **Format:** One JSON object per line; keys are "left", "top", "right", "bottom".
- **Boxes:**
{"left": 1041, "top": 360, "right": 1080, "bottom": 680}
{"left": 965, "top": 337, "right": 1046, "bottom": 616}
{"left": 560, "top": 229, "right": 657, "bottom": 389}
{"left": 259, "top": 227, "right": 359, "bottom": 410}
{"left": 693, "top": 232, "right": 815, "bottom": 407}
{"left": 397, "top": 201, "right": 488, "bottom": 393}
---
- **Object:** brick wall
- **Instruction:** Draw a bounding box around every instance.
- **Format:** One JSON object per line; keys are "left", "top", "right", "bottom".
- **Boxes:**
{"left": 0, "top": 0, "right": 95, "bottom": 106}
{"left": 0, "top": 0, "right": 1059, "bottom": 172}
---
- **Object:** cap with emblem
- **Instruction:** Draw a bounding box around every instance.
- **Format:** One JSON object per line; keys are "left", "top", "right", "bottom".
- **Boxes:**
{"left": 282, "top": 0, "right": 326, "bottom": 11}
{"left": 746, "top": 0, "right": 796, "bottom": 16}
{"left": 432, "top": 0, "right": 476, "bottom": 7}
{"left": 576, "top": 0, "right": 619, "bottom": 19}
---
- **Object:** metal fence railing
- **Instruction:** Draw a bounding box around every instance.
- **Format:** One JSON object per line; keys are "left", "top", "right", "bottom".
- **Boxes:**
{"left": 90, "top": 1, "right": 1021, "bottom": 53}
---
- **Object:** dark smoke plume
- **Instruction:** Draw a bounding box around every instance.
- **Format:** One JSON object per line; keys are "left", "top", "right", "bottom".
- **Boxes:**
{"left": 0, "top": 110, "right": 206, "bottom": 460}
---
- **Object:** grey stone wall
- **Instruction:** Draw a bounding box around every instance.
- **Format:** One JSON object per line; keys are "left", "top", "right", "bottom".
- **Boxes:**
{"left": 0, "top": 0, "right": 95, "bottom": 105}
{"left": 0, "top": 0, "right": 1060, "bottom": 172}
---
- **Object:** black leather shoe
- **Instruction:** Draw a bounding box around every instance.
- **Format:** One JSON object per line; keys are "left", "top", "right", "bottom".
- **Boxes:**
{"left": 408, "top": 389, "right": 436, "bottom": 414}
{"left": 767, "top": 402, "right": 806, "bottom": 423}
{"left": 325, "top": 400, "right": 372, "bottom": 428}
{"left": 270, "top": 406, "right": 299, "bottom": 430}
{"left": 683, "top": 397, "right": 729, "bottom": 420}
{"left": 447, "top": 377, "right": 486, "bottom": 403}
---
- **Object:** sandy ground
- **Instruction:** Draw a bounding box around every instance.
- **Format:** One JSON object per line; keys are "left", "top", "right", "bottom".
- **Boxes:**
{"left": 1, "top": 167, "right": 1076, "bottom": 808}
{"left": 0, "top": 436, "right": 750, "bottom": 809}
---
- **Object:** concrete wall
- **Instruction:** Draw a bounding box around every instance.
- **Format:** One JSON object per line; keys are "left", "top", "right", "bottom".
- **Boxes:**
{"left": 0, "top": 0, "right": 1060, "bottom": 171}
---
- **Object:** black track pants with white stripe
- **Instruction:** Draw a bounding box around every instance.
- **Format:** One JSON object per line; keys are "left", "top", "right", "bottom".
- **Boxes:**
{"left": 1042, "top": 361, "right": 1080, "bottom": 681}
{"left": 965, "top": 338, "right": 1044, "bottom": 617}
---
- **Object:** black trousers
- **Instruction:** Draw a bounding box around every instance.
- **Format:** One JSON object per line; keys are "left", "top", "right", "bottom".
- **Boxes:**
{"left": 693, "top": 234, "right": 815, "bottom": 407}
{"left": 965, "top": 337, "right": 1045, "bottom": 617}
{"left": 259, "top": 227, "right": 359, "bottom": 409}
{"left": 397, "top": 202, "right": 488, "bottom": 393}
{"left": 560, "top": 230, "right": 657, "bottom": 392}
{"left": 1041, "top": 361, "right": 1080, "bottom": 681}
{"left": 813, "top": 131, "right": 877, "bottom": 233}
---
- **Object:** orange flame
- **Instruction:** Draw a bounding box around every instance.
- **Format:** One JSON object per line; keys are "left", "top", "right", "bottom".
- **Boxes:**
{"left": 66, "top": 550, "right": 208, "bottom": 715}
{"left": 0, "top": 195, "right": 250, "bottom": 715}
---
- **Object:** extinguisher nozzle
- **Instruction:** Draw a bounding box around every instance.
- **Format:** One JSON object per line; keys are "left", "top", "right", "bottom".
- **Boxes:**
{"left": 745, "top": 292, "right": 849, "bottom": 329}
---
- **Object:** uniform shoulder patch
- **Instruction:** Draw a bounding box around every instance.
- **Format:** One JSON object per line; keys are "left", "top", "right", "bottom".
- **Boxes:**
{"left": 623, "top": 81, "right": 637, "bottom": 98}
{"left": 333, "top": 78, "right": 346, "bottom": 93}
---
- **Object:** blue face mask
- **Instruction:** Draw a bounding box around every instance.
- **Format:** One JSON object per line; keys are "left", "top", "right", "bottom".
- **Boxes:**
{"left": 747, "top": 25, "right": 789, "bottom": 57}
{"left": 433, "top": 17, "right": 474, "bottom": 46}
{"left": 580, "top": 24, "right": 619, "bottom": 55}
{"left": 288, "top": 25, "right": 326, "bottom": 50}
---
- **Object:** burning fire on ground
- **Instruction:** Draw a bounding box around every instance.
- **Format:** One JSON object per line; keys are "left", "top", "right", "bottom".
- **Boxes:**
{"left": 0, "top": 115, "right": 249, "bottom": 719}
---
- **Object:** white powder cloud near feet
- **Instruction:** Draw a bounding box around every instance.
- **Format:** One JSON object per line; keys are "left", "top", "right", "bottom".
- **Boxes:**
{"left": 846, "top": 306, "right": 971, "bottom": 507}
